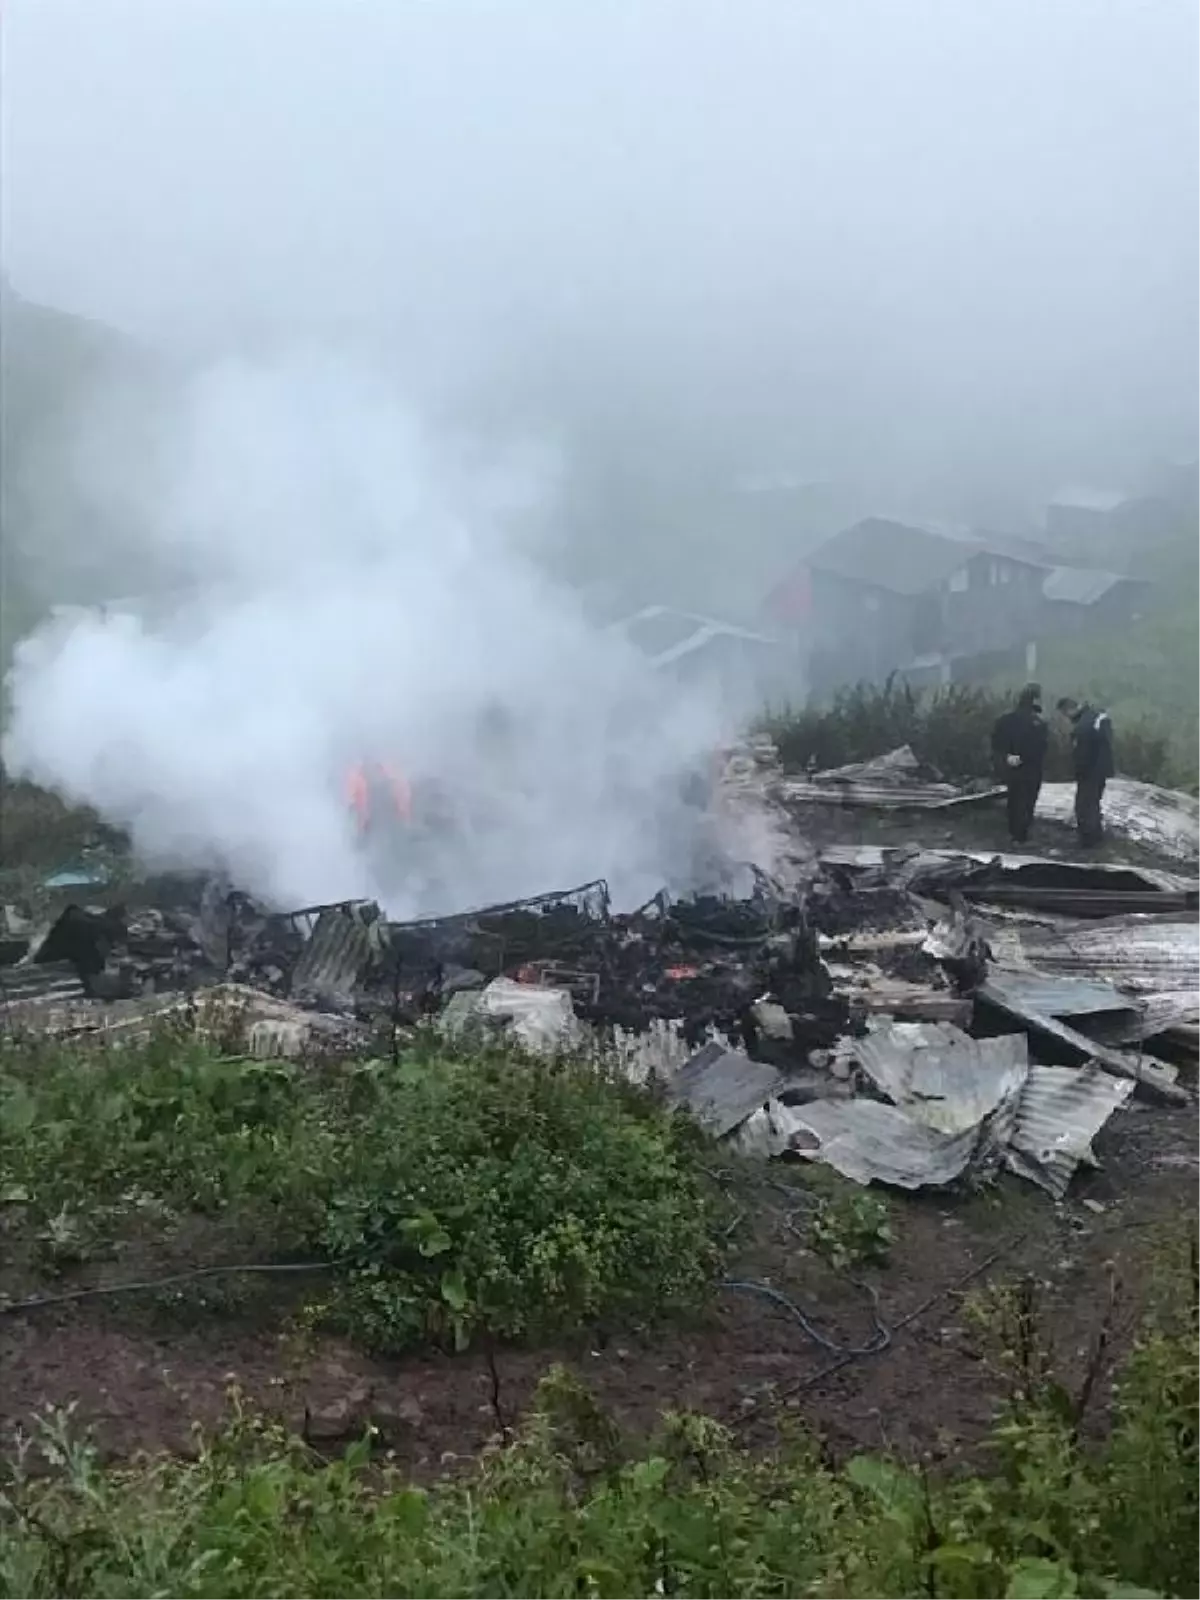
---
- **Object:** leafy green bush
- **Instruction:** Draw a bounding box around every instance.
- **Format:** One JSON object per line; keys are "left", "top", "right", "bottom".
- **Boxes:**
{"left": 315, "top": 1050, "right": 720, "bottom": 1351}
{"left": 0, "top": 1036, "right": 721, "bottom": 1351}
{"left": 760, "top": 679, "right": 1188, "bottom": 786}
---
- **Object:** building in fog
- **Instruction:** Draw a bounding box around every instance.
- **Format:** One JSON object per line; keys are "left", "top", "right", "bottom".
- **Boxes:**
{"left": 764, "top": 517, "right": 1146, "bottom": 694}
{"left": 612, "top": 604, "right": 794, "bottom": 713}
{"left": 1049, "top": 489, "right": 1190, "bottom": 572}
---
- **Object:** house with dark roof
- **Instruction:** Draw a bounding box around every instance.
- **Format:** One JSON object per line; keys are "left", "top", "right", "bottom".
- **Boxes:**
{"left": 764, "top": 517, "right": 1146, "bottom": 693}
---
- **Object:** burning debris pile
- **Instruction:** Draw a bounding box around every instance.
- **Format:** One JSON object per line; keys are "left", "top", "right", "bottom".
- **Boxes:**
{"left": 0, "top": 736, "right": 1194, "bottom": 1205}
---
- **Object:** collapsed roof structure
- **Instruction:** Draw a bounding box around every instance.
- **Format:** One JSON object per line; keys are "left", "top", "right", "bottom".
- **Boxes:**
{"left": 1, "top": 740, "right": 1195, "bottom": 1204}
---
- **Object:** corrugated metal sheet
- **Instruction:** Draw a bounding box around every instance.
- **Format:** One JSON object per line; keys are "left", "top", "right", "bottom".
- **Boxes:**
{"left": 290, "top": 904, "right": 381, "bottom": 998}
{"left": 0, "top": 983, "right": 366, "bottom": 1051}
{"left": 820, "top": 845, "right": 1193, "bottom": 897}
{"left": 975, "top": 969, "right": 1138, "bottom": 1021}
{"left": 1088, "top": 990, "right": 1199, "bottom": 1045}
{"left": 1007, "top": 1064, "right": 1135, "bottom": 1199}
{"left": 779, "top": 745, "right": 1003, "bottom": 811}
{"left": 0, "top": 960, "right": 86, "bottom": 1010}
{"left": 780, "top": 779, "right": 1001, "bottom": 810}
{"left": 785, "top": 1096, "right": 993, "bottom": 1189}
{"left": 978, "top": 977, "right": 1184, "bottom": 1103}
{"left": 855, "top": 1022, "right": 1028, "bottom": 1136}
{"left": 667, "top": 1042, "right": 784, "bottom": 1136}
{"left": 989, "top": 915, "right": 1199, "bottom": 997}
{"left": 1036, "top": 780, "right": 1199, "bottom": 865}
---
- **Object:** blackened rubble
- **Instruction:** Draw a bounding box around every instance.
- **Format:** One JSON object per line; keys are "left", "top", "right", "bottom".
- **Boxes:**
{"left": 4, "top": 732, "right": 1196, "bottom": 1196}
{"left": 2, "top": 873, "right": 853, "bottom": 1068}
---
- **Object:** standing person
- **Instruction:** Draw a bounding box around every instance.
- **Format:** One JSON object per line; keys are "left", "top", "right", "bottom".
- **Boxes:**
{"left": 990, "top": 683, "right": 1049, "bottom": 845}
{"left": 1056, "top": 697, "right": 1115, "bottom": 847}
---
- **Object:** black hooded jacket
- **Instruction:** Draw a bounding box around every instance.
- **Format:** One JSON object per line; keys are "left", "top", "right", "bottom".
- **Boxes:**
{"left": 1069, "top": 705, "right": 1115, "bottom": 782}
{"left": 991, "top": 699, "right": 1049, "bottom": 780}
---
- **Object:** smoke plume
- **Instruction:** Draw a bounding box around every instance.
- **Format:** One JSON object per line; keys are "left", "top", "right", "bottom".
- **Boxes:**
{"left": 3, "top": 353, "right": 736, "bottom": 914}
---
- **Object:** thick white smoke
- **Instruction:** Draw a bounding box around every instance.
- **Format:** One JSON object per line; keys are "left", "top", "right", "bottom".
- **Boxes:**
{"left": 4, "top": 353, "right": 741, "bottom": 915}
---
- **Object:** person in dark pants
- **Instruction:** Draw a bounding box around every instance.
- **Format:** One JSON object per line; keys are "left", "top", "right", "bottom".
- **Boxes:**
{"left": 1056, "top": 697, "right": 1115, "bottom": 847}
{"left": 990, "top": 683, "right": 1049, "bottom": 845}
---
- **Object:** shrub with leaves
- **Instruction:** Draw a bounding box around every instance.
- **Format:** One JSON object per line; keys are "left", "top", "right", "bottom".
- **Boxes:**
{"left": 316, "top": 1051, "right": 721, "bottom": 1351}
{"left": 759, "top": 678, "right": 1190, "bottom": 786}
{"left": 2, "top": 1297, "right": 1196, "bottom": 1600}
{"left": 809, "top": 1190, "right": 893, "bottom": 1272}
{"left": 0, "top": 1035, "right": 722, "bottom": 1353}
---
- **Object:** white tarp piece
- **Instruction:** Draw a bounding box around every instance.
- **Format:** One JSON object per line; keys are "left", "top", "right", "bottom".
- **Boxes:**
{"left": 441, "top": 977, "right": 584, "bottom": 1056}
{"left": 1035, "top": 779, "right": 1200, "bottom": 865}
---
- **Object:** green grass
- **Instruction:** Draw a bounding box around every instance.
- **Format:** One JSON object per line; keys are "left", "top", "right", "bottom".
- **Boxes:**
{"left": 0, "top": 1032, "right": 721, "bottom": 1352}
{"left": 1, "top": 1037, "right": 1196, "bottom": 1596}
{"left": 0, "top": 1258, "right": 1194, "bottom": 1598}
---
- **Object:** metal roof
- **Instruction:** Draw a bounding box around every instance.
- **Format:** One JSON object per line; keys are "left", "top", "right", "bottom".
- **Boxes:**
{"left": 780, "top": 747, "right": 1003, "bottom": 812}
{"left": 988, "top": 914, "right": 1199, "bottom": 997}
{"left": 612, "top": 606, "right": 779, "bottom": 668}
{"left": 805, "top": 518, "right": 1055, "bottom": 596}
{"left": 1041, "top": 566, "right": 1131, "bottom": 606}
{"left": 1036, "top": 780, "right": 1199, "bottom": 866}
{"left": 807, "top": 518, "right": 984, "bottom": 594}
{"left": 1006, "top": 1065, "right": 1134, "bottom": 1200}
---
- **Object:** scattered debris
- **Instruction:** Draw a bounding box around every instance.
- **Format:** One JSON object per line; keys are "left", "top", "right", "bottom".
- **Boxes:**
{"left": 1005, "top": 1065, "right": 1135, "bottom": 1200}
{"left": 666, "top": 1042, "right": 785, "bottom": 1136}
{"left": 1, "top": 735, "right": 1193, "bottom": 1209}
{"left": 777, "top": 745, "right": 1003, "bottom": 811}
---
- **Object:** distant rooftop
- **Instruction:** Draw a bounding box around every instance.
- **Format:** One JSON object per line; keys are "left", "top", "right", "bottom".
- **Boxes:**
{"left": 612, "top": 605, "right": 778, "bottom": 668}
{"left": 1041, "top": 566, "right": 1138, "bottom": 606}
{"left": 805, "top": 518, "right": 992, "bottom": 595}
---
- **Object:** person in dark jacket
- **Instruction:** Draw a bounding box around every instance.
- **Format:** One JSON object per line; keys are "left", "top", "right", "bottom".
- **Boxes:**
{"left": 1056, "top": 697, "right": 1115, "bottom": 847}
{"left": 990, "top": 683, "right": 1049, "bottom": 845}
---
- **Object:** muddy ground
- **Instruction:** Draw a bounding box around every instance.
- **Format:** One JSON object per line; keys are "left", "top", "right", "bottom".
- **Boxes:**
{"left": 2, "top": 1099, "right": 1194, "bottom": 1476}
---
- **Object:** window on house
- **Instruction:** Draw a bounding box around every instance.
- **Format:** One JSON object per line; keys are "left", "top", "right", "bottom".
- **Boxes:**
{"left": 948, "top": 568, "right": 968, "bottom": 593}
{"left": 864, "top": 591, "right": 881, "bottom": 612}
{"left": 998, "top": 564, "right": 1012, "bottom": 583}
{"left": 989, "top": 561, "right": 1001, "bottom": 585}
